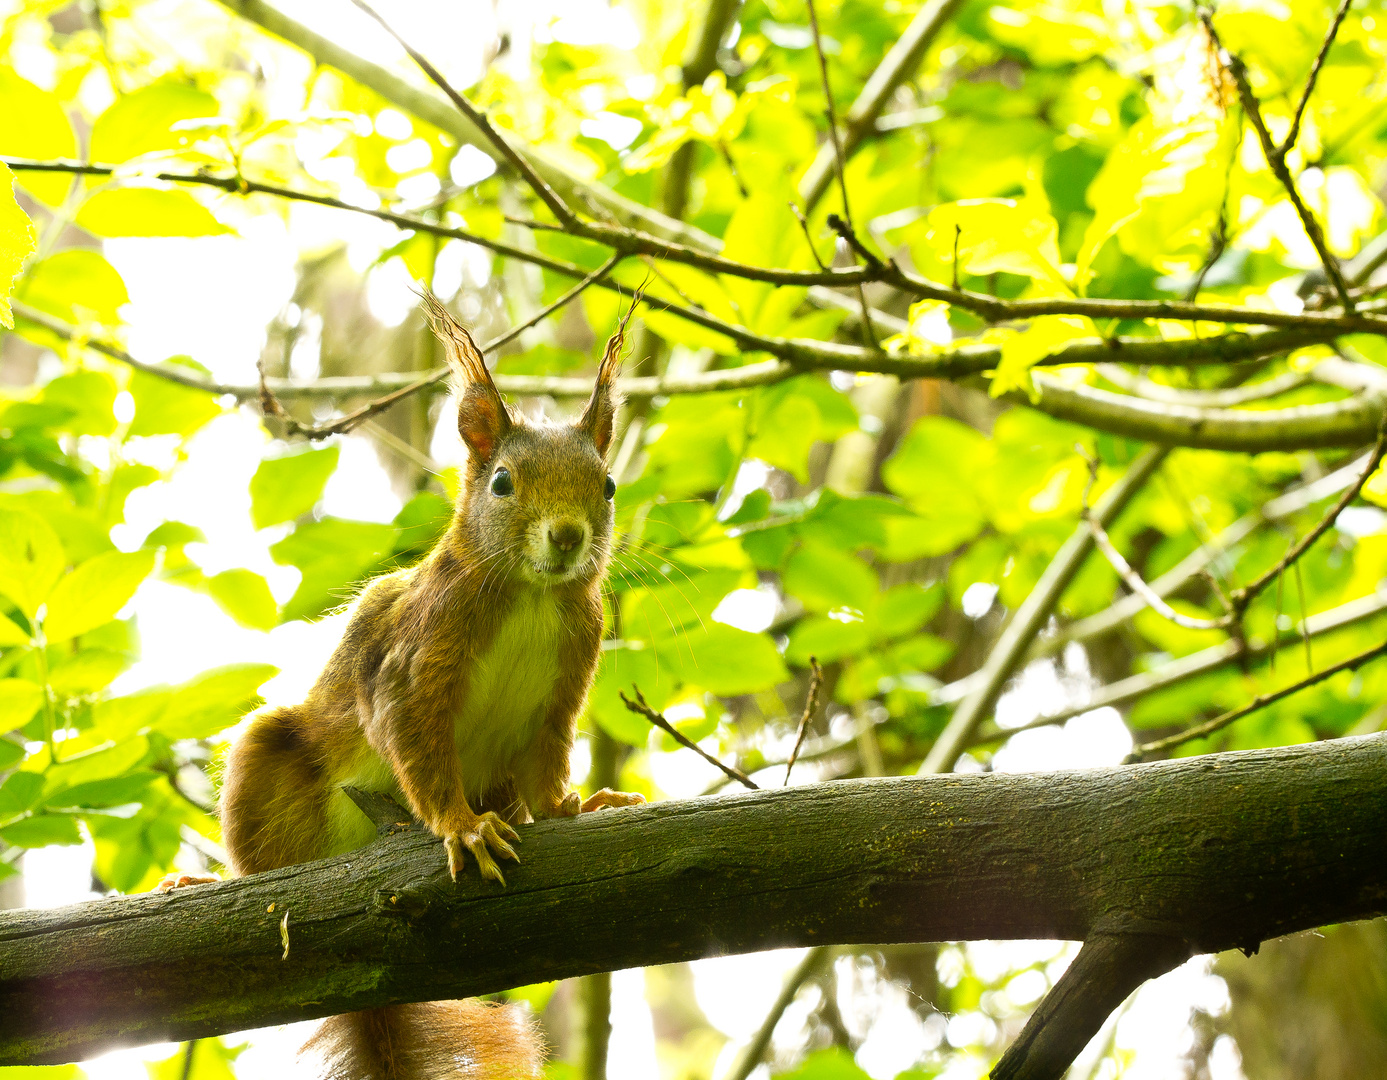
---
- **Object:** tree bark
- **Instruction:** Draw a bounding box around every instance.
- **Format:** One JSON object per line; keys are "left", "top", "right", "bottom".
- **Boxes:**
{"left": 1, "top": 734, "right": 1385, "bottom": 1074}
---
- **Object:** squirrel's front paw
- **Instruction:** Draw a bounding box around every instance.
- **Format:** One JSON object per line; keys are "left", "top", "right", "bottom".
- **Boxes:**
{"left": 580, "top": 788, "right": 645, "bottom": 813}
{"left": 439, "top": 811, "right": 520, "bottom": 885}
{"left": 152, "top": 871, "right": 221, "bottom": 893}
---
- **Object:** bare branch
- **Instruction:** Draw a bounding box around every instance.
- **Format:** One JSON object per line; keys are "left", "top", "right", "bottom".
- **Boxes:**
{"left": 1280, "top": 0, "right": 1354, "bottom": 164}
{"left": 11, "top": 158, "right": 1387, "bottom": 336}
{"left": 345, "top": 0, "right": 576, "bottom": 227}
{"left": 1096, "top": 366, "right": 1310, "bottom": 407}
{"left": 1228, "top": 416, "right": 1387, "bottom": 610}
{"left": 620, "top": 686, "right": 759, "bottom": 790}
{"left": 1027, "top": 449, "right": 1375, "bottom": 664}
{"left": 1128, "top": 639, "right": 1387, "bottom": 761}
{"left": 992, "top": 934, "right": 1189, "bottom": 1080}
{"left": 256, "top": 254, "right": 621, "bottom": 439}
{"left": 804, "top": 0, "right": 877, "bottom": 349}
{"left": 1201, "top": 7, "right": 1354, "bottom": 308}
{"left": 784, "top": 658, "right": 824, "bottom": 786}
{"left": 1078, "top": 450, "right": 1229, "bottom": 631}
{"left": 798, "top": 0, "right": 968, "bottom": 210}
{"left": 968, "top": 588, "right": 1387, "bottom": 747}
{"left": 922, "top": 446, "right": 1170, "bottom": 773}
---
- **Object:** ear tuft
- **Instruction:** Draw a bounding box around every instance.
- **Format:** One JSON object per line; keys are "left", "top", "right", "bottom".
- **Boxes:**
{"left": 578, "top": 297, "right": 636, "bottom": 458}
{"left": 420, "top": 288, "right": 512, "bottom": 463}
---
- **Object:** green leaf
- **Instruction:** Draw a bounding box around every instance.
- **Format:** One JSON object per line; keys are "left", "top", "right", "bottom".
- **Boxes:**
{"left": 21, "top": 250, "right": 130, "bottom": 327}
{"left": 0, "top": 738, "right": 24, "bottom": 770}
{"left": 872, "top": 583, "right": 943, "bottom": 641}
{"left": 920, "top": 199, "right": 1069, "bottom": 294}
{"left": 0, "top": 813, "right": 83, "bottom": 847}
{"left": 270, "top": 519, "right": 398, "bottom": 623}
{"left": 45, "top": 771, "right": 158, "bottom": 810}
{"left": 145, "top": 1037, "right": 242, "bottom": 1080}
{"left": 249, "top": 444, "right": 340, "bottom": 529}
{"left": 155, "top": 663, "right": 277, "bottom": 740}
{"left": 127, "top": 359, "right": 221, "bottom": 437}
{"left": 0, "top": 612, "right": 30, "bottom": 647}
{"left": 49, "top": 649, "right": 133, "bottom": 696}
{"left": 663, "top": 624, "right": 787, "bottom": 696}
{"left": 44, "top": 549, "right": 157, "bottom": 644}
{"left": 881, "top": 418, "right": 989, "bottom": 556}
{"left": 993, "top": 315, "right": 1096, "bottom": 397}
{"left": 0, "top": 68, "right": 78, "bottom": 206}
{"left": 781, "top": 540, "right": 878, "bottom": 613}
{"left": 0, "top": 510, "right": 65, "bottom": 616}
{"left": 89, "top": 687, "right": 175, "bottom": 742}
{"left": 778, "top": 1047, "right": 871, "bottom": 1080}
{"left": 39, "top": 370, "right": 120, "bottom": 437}
{"left": 89, "top": 82, "right": 220, "bottom": 163}
{"left": 45, "top": 737, "right": 151, "bottom": 791}
{"left": 0, "top": 161, "right": 37, "bottom": 329}
{"left": 587, "top": 643, "right": 663, "bottom": 746}
{"left": 0, "top": 1066, "right": 86, "bottom": 1079}
{"left": 205, "top": 569, "right": 279, "bottom": 630}
{"left": 0, "top": 771, "right": 44, "bottom": 816}
{"left": 75, "top": 187, "right": 230, "bottom": 238}
{"left": 785, "top": 614, "right": 870, "bottom": 666}
{"left": 1078, "top": 115, "right": 1228, "bottom": 283}
{"left": 0, "top": 678, "right": 43, "bottom": 731}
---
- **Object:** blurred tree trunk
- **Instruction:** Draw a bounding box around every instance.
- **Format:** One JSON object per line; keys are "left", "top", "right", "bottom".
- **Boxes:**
{"left": 1215, "top": 920, "right": 1387, "bottom": 1079}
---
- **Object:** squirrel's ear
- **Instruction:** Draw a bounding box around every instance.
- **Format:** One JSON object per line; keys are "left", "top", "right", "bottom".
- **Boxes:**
{"left": 421, "top": 289, "right": 511, "bottom": 462}
{"left": 578, "top": 308, "right": 630, "bottom": 457}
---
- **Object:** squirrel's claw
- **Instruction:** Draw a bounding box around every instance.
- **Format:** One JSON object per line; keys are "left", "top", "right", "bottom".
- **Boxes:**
{"left": 443, "top": 811, "right": 521, "bottom": 885}
{"left": 152, "top": 871, "right": 221, "bottom": 893}
{"left": 581, "top": 788, "right": 645, "bottom": 813}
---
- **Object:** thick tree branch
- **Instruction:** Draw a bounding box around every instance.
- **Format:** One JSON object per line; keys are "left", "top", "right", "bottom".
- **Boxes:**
{"left": 3, "top": 736, "right": 1385, "bottom": 1077}
{"left": 210, "top": 0, "right": 713, "bottom": 248}
{"left": 991, "top": 934, "right": 1190, "bottom": 1080}
{"left": 1026, "top": 372, "right": 1384, "bottom": 451}
{"left": 12, "top": 157, "right": 1387, "bottom": 337}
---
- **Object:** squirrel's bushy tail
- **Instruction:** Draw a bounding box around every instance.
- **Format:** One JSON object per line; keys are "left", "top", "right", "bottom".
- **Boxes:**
{"left": 302, "top": 1001, "right": 543, "bottom": 1080}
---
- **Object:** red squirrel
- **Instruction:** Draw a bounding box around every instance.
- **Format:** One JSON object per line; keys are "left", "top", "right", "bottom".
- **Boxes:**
{"left": 163, "top": 292, "right": 644, "bottom": 1078}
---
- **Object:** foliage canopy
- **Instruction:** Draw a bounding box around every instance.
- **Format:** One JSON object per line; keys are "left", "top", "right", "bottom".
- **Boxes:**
{"left": 2, "top": 0, "right": 1387, "bottom": 1075}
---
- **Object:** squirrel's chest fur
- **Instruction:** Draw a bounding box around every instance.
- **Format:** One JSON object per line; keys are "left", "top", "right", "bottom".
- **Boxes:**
{"left": 454, "top": 590, "right": 564, "bottom": 796}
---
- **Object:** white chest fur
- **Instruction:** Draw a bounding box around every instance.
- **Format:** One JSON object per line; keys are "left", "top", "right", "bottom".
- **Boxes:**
{"left": 455, "top": 590, "right": 563, "bottom": 797}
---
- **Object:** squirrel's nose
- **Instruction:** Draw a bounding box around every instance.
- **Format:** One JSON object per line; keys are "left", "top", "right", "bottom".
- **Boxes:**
{"left": 548, "top": 522, "right": 584, "bottom": 553}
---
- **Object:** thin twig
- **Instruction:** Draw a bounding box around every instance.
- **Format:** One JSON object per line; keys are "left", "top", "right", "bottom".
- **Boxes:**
{"left": 1280, "top": 0, "right": 1354, "bottom": 164}
{"left": 1127, "top": 638, "right": 1387, "bottom": 761}
{"left": 951, "top": 224, "right": 961, "bottom": 292}
{"left": 1185, "top": 136, "right": 1238, "bottom": 301}
{"left": 9, "top": 157, "right": 1387, "bottom": 333}
{"left": 789, "top": 202, "right": 830, "bottom": 272}
{"left": 258, "top": 254, "right": 622, "bottom": 439}
{"left": 1200, "top": 7, "right": 1353, "bottom": 308}
{"left": 620, "top": 686, "right": 760, "bottom": 790}
{"left": 967, "top": 587, "right": 1387, "bottom": 749}
{"left": 784, "top": 657, "right": 824, "bottom": 786}
{"left": 346, "top": 0, "right": 576, "bottom": 227}
{"left": 805, "top": 0, "right": 877, "bottom": 350}
{"left": 1230, "top": 417, "right": 1387, "bottom": 611}
{"left": 1078, "top": 448, "right": 1229, "bottom": 630}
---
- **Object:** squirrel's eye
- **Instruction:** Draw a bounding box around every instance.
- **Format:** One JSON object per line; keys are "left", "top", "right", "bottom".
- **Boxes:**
{"left": 603, "top": 475, "right": 616, "bottom": 501}
{"left": 490, "top": 467, "right": 514, "bottom": 497}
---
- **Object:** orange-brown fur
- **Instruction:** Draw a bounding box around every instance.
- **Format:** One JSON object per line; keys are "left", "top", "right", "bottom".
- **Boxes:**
{"left": 217, "top": 293, "right": 641, "bottom": 1079}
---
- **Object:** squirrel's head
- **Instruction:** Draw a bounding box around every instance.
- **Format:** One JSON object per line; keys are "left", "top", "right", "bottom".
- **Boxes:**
{"left": 422, "top": 290, "right": 626, "bottom": 588}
